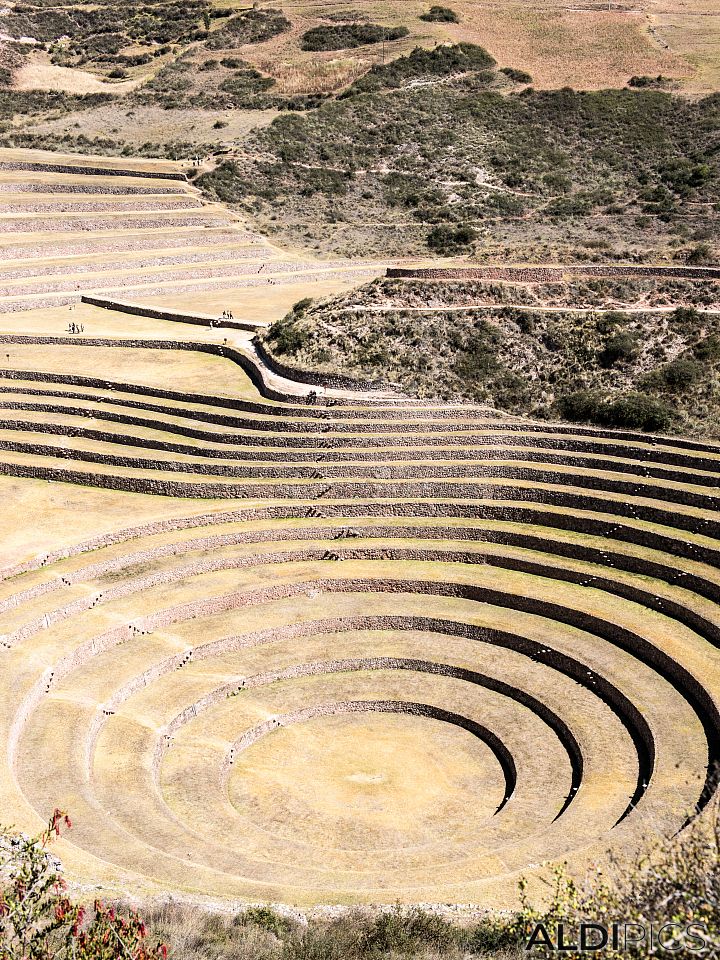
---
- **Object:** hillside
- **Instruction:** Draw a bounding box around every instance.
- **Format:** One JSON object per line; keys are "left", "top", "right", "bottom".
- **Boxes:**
{"left": 0, "top": 0, "right": 719, "bottom": 160}
{"left": 260, "top": 274, "right": 720, "bottom": 436}
{"left": 1, "top": 0, "right": 720, "bottom": 937}
{"left": 0, "top": 4, "right": 717, "bottom": 270}
{"left": 1, "top": 0, "right": 718, "bottom": 98}
{"left": 199, "top": 73, "right": 720, "bottom": 263}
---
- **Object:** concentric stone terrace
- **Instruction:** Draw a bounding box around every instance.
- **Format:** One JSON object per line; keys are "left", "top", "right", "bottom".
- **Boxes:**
{"left": 1, "top": 325, "right": 720, "bottom": 907}
{"left": 0, "top": 147, "right": 379, "bottom": 317}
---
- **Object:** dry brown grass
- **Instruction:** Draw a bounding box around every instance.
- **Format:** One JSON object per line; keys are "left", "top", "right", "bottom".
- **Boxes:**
{"left": 214, "top": 0, "right": 717, "bottom": 93}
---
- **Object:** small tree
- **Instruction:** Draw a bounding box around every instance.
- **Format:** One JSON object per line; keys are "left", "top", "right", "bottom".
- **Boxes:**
{"left": 0, "top": 810, "right": 167, "bottom": 960}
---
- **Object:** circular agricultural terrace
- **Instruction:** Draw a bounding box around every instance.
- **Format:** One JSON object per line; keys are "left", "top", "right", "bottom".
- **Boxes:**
{"left": 0, "top": 152, "right": 718, "bottom": 907}
{"left": 0, "top": 337, "right": 718, "bottom": 906}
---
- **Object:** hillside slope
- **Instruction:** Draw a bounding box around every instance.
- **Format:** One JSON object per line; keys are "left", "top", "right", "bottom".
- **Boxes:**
{"left": 260, "top": 275, "right": 720, "bottom": 436}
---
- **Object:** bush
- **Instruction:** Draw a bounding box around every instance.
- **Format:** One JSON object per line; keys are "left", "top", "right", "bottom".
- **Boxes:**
{"left": 427, "top": 222, "right": 477, "bottom": 253}
{"left": 694, "top": 335, "right": 720, "bottom": 362}
{"left": 219, "top": 68, "right": 276, "bottom": 101}
{"left": 517, "top": 802, "right": 720, "bottom": 959}
{"left": 686, "top": 242, "right": 715, "bottom": 265}
{"left": 266, "top": 313, "right": 309, "bottom": 355}
{"left": 205, "top": 8, "right": 290, "bottom": 49}
{"left": 300, "top": 23, "right": 409, "bottom": 51}
{"left": 344, "top": 42, "right": 496, "bottom": 95}
{"left": 558, "top": 389, "right": 676, "bottom": 432}
{"left": 597, "top": 330, "right": 639, "bottom": 367}
{"left": 419, "top": 6, "right": 460, "bottom": 23}
{"left": 500, "top": 66, "right": 532, "bottom": 83}
{"left": 595, "top": 310, "right": 630, "bottom": 334}
{"left": 628, "top": 74, "right": 672, "bottom": 88}
{"left": 361, "top": 905, "right": 456, "bottom": 953}
{"left": 0, "top": 810, "right": 167, "bottom": 960}
{"left": 669, "top": 306, "right": 702, "bottom": 331}
{"left": 236, "top": 905, "right": 292, "bottom": 938}
{"left": 646, "top": 357, "right": 704, "bottom": 392}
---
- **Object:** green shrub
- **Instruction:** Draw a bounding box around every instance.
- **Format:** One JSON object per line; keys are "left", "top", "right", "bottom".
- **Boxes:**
{"left": 292, "top": 297, "right": 313, "bottom": 314}
{"left": 267, "top": 314, "right": 309, "bottom": 355}
{"left": 344, "top": 42, "right": 495, "bottom": 95}
{"left": 628, "top": 74, "right": 672, "bottom": 88}
{"left": 686, "top": 242, "right": 715, "bottom": 265}
{"left": 219, "top": 68, "right": 276, "bottom": 101}
{"left": 559, "top": 389, "right": 676, "bottom": 432}
{"left": 463, "top": 916, "right": 522, "bottom": 953}
{"left": 451, "top": 320, "right": 501, "bottom": 381}
{"left": 500, "top": 66, "right": 532, "bottom": 83}
{"left": 419, "top": 6, "right": 460, "bottom": 23}
{"left": 647, "top": 357, "right": 704, "bottom": 392}
{"left": 300, "top": 23, "right": 409, "bottom": 51}
{"left": 595, "top": 310, "right": 630, "bottom": 334}
{"left": 205, "top": 8, "right": 290, "bottom": 49}
{"left": 693, "top": 334, "right": 720, "bottom": 361}
{"left": 236, "top": 906, "right": 292, "bottom": 937}
{"left": 597, "top": 330, "right": 639, "bottom": 367}
{"left": 361, "top": 905, "right": 456, "bottom": 953}
{"left": 427, "top": 222, "right": 477, "bottom": 253}
{"left": 517, "top": 803, "right": 720, "bottom": 959}
{"left": 669, "top": 306, "right": 702, "bottom": 331}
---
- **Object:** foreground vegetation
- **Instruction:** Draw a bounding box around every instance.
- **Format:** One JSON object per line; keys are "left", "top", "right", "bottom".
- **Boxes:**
{"left": 3, "top": 803, "right": 720, "bottom": 958}
{"left": 262, "top": 279, "right": 720, "bottom": 435}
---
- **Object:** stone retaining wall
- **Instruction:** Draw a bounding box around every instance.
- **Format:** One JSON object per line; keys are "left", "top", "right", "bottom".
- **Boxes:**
{"left": 81, "top": 295, "right": 262, "bottom": 332}
{"left": 0, "top": 434, "right": 716, "bottom": 496}
{"left": 0, "top": 160, "right": 187, "bottom": 182}
{"left": 0, "top": 459, "right": 717, "bottom": 538}
{"left": 3, "top": 517, "right": 720, "bottom": 625}
{"left": 23, "top": 573, "right": 708, "bottom": 819}
{"left": 0, "top": 229, "right": 247, "bottom": 262}
{"left": 1, "top": 214, "right": 220, "bottom": 234}
{"left": 2, "top": 497, "right": 717, "bottom": 587}
{"left": 0, "top": 182, "right": 183, "bottom": 197}
{"left": 387, "top": 265, "right": 720, "bottom": 282}
{"left": 254, "top": 338, "right": 392, "bottom": 392}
